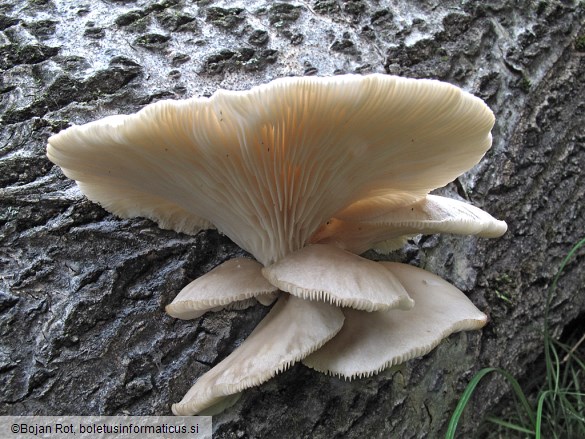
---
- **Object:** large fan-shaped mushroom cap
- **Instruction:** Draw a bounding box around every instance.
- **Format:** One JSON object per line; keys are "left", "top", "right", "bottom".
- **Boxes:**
{"left": 47, "top": 74, "right": 495, "bottom": 265}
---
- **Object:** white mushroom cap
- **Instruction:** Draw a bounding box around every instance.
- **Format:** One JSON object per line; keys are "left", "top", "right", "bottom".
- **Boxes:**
{"left": 47, "top": 74, "right": 495, "bottom": 265}
{"left": 302, "top": 262, "right": 487, "bottom": 379}
{"left": 310, "top": 194, "right": 508, "bottom": 254}
{"left": 261, "top": 244, "right": 414, "bottom": 311}
{"left": 172, "top": 294, "right": 344, "bottom": 415}
{"left": 165, "top": 258, "right": 278, "bottom": 320}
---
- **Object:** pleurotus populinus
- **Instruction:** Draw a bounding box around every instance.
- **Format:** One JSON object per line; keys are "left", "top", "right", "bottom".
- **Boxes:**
{"left": 47, "top": 74, "right": 507, "bottom": 415}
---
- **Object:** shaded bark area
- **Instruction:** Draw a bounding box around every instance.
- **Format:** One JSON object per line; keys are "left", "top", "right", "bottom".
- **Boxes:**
{"left": 1, "top": 0, "right": 583, "bottom": 437}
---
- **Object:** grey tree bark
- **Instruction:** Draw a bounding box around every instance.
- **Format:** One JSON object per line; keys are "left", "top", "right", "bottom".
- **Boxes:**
{"left": 1, "top": 0, "right": 584, "bottom": 437}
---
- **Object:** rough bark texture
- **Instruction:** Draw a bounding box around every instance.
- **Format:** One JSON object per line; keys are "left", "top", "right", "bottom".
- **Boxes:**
{"left": 1, "top": 0, "right": 584, "bottom": 437}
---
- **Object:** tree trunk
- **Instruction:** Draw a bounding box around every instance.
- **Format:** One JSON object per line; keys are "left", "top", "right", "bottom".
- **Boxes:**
{"left": 1, "top": 0, "right": 583, "bottom": 437}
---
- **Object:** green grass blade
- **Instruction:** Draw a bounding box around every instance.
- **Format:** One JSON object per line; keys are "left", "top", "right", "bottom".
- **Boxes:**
{"left": 445, "top": 367, "right": 536, "bottom": 439}
{"left": 484, "top": 416, "right": 536, "bottom": 435}
{"left": 536, "top": 390, "right": 554, "bottom": 438}
{"left": 446, "top": 367, "right": 497, "bottom": 438}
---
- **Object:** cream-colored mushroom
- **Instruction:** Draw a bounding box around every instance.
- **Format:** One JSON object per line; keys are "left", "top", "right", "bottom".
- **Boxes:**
{"left": 46, "top": 74, "right": 504, "bottom": 416}
{"left": 302, "top": 262, "right": 487, "bottom": 378}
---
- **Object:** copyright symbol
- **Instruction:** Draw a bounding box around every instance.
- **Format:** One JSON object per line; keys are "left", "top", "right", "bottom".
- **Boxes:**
{"left": 11, "top": 424, "right": 19, "bottom": 433}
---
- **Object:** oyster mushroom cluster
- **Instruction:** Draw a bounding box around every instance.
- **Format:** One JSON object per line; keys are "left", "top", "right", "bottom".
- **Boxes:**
{"left": 47, "top": 74, "right": 507, "bottom": 416}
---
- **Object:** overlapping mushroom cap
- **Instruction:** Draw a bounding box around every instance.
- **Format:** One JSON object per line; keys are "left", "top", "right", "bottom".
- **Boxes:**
{"left": 47, "top": 74, "right": 506, "bottom": 416}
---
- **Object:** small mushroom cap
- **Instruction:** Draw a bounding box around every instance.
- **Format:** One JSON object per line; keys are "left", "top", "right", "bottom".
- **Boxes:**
{"left": 166, "top": 258, "right": 278, "bottom": 320}
{"left": 261, "top": 244, "right": 414, "bottom": 311}
{"left": 172, "top": 294, "right": 344, "bottom": 415}
{"left": 302, "top": 262, "right": 487, "bottom": 379}
{"left": 311, "top": 194, "right": 508, "bottom": 254}
{"left": 47, "top": 74, "right": 495, "bottom": 265}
